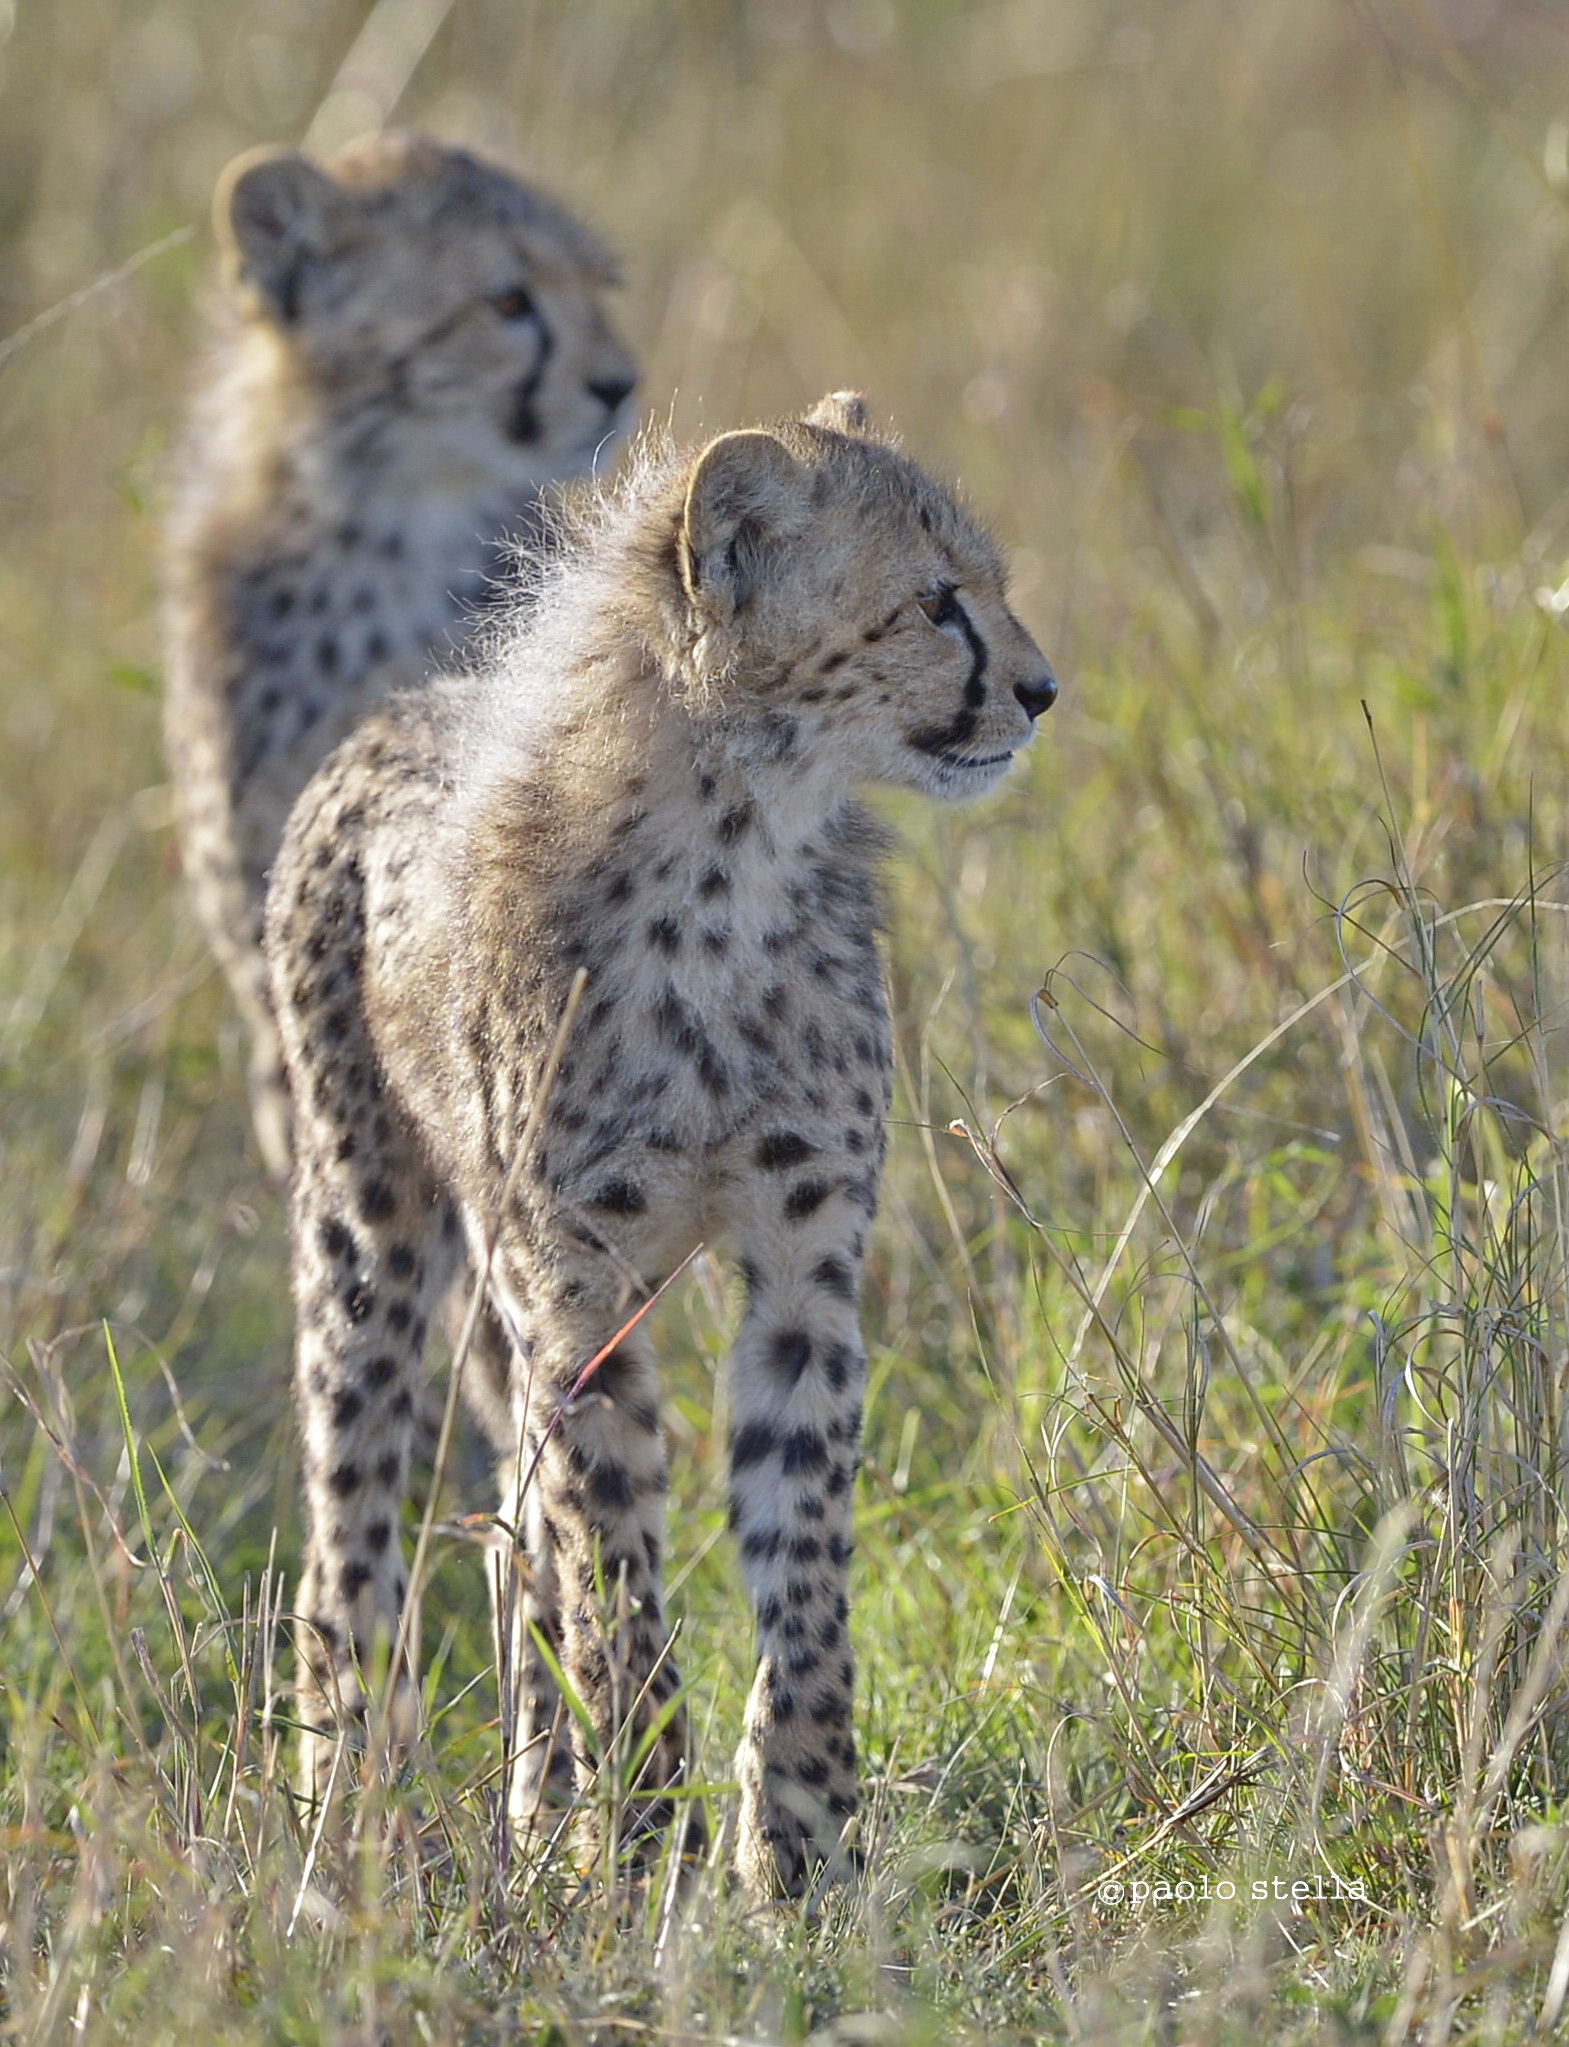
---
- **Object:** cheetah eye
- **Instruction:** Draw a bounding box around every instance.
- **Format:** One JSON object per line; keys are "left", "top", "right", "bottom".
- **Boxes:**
{"left": 488, "top": 284, "right": 539, "bottom": 323}
{"left": 917, "top": 584, "right": 961, "bottom": 627}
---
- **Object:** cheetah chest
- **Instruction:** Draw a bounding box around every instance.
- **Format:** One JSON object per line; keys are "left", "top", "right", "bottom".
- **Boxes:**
{"left": 530, "top": 826, "right": 889, "bottom": 1245}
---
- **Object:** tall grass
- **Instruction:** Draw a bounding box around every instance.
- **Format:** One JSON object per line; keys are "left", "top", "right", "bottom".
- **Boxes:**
{"left": 3, "top": 1, "right": 1569, "bottom": 2039}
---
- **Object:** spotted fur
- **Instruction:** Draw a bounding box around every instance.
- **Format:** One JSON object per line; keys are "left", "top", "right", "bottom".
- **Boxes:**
{"left": 166, "top": 130, "right": 636, "bottom": 1176}
{"left": 264, "top": 393, "right": 1058, "bottom": 1897}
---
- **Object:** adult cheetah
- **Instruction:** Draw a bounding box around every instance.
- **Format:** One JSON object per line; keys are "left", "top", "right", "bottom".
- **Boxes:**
{"left": 265, "top": 393, "right": 1058, "bottom": 1897}
{"left": 165, "top": 130, "right": 636, "bottom": 1176}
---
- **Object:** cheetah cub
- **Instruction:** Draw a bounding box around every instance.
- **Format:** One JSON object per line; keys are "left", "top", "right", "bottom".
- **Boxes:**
{"left": 265, "top": 393, "right": 1058, "bottom": 1898}
{"left": 166, "top": 130, "right": 636, "bottom": 1177}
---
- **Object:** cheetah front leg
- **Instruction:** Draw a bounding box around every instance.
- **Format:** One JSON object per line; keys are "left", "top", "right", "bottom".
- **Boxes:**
{"left": 494, "top": 1260, "right": 702, "bottom": 1869}
{"left": 728, "top": 1184, "right": 871, "bottom": 1898}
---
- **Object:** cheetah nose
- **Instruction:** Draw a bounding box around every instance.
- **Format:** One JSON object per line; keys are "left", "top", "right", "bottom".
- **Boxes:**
{"left": 1014, "top": 668, "right": 1059, "bottom": 720}
{"left": 588, "top": 375, "right": 637, "bottom": 415}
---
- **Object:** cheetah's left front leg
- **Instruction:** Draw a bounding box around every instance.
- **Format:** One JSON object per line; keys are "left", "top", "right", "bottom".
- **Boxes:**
{"left": 492, "top": 1255, "right": 701, "bottom": 1869}
{"left": 728, "top": 1178, "right": 872, "bottom": 1898}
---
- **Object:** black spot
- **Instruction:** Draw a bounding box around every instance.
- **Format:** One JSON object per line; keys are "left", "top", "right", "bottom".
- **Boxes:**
{"left": 697, "top": 771, "right": 716, "bottom": 799}
{"left": 328, "top": 1463, "right": 362, "bottom": 1498}
{"left": 784, "top": 1180, "right": 831, "bottom": 1221}
{"left": 813, "top": 1258, "right": 854, "bottom": 1301}
{"left": 586, "top": 1461, "right": 635, "bottom": 1512}
{"left": 701, "top": 927, "right": 730, "bottom": 953}
{"left": 319, "top": 1218, "right": 356, "bottom": 1263}
{"left": 375, "top": 1453, "right": 400, "bottom": 1487}
{"left": 344, "top": 1281, "right": 375, "bottom": 1324}
{"left": 731, "top": 1423, "right": 776, "bottom": 1470}
{"left": 317, "top": 636, "right": 339, "bottom": 675}
{"left": 388, "top": 1244, "right": 417, "bottom": 1280}
{"left": 363, "top": 1355, "right": 397, "bottom": 1391}
{"left": 591, "top": 1178, "right": 645, "bottom": 1215}
{"left": 331, "top": 1389, "right": 363, "bottom": 1429}
{"left": 698, "top": 865, "right": 730, "bottom": 898}
{"left": 696, "top": 1042, "right": 730, "bottom": 1096}
{"left": 590, "top": 1345, "right": 642, "bottom": 1399}
{"left": 798, "top": 1756, "right": 831, "bottom": 1787}
{"left": 822, "top": 1342, "right": 855, "bottom": 1392}
{"left": 756, "top": 1131, "right": 816, "bottom": 1172}
{"left": 818, "top": 650, "right": 849, "bottom": 674}
{"left": 781, "top": 1430, "right": 829, "bottom": 1477}
{"left": 766, "top": 1329, "right": 812, "bottom": 1385}
{"left": 741, "top": 1528, "right": 782, "bottom": 1563}
{"left": 365, "top": 1520, "right": 391, "bottom": 1553}
{"left": 359, "top": 1179, "right": 396, "bottom": 1222}
{"left": 605, "top": 870, "right": 634, "bottom": 906}
{"left": 718, "top": 802, "right": 753, "bottom": 843}
{"left": 647, "top": 916, "right": 681, "bottom": 954}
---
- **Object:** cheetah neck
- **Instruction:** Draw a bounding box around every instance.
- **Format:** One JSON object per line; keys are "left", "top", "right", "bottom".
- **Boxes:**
{"left": 463, "top": 655, "right": 873, "bottom": 949}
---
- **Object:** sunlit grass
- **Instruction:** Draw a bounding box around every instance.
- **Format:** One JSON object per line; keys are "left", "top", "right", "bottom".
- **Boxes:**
{"left": 4, "top": 2, "right": 1569, "bottom": 2040}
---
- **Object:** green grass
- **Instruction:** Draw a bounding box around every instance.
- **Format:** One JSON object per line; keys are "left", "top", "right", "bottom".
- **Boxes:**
{"left": 4, "top": 2, "right": 1569, "bottom": 2039}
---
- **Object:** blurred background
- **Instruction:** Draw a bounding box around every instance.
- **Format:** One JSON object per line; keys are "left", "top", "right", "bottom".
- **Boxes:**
{"left": 6, "top": 0, "right": 1567, "bottom": 1402}
{"left": 4, "top": 5, "right": 1569, "bottom": 2027}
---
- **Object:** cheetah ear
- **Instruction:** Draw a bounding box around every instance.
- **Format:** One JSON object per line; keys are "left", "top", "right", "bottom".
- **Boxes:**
{"left": 215, "top": 147, "right": 349, "bottom": 326}
{"left": 804, "top": 390, "right": 872, "bottom": 436}
{"left": 679, "top": 429, "right": 812, "bottom": 626}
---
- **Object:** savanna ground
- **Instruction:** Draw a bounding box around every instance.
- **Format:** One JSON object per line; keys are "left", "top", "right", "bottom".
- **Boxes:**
{"left": 4, "top": 1, "right": 1569, "bottom": 2039}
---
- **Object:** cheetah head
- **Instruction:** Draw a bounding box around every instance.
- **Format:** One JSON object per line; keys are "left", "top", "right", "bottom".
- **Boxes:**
{"left": 670, "top": 394, "right": 1057, "bottom": 802}
{"left": 215, "top": 131, "right": 636, "bottom": 489}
